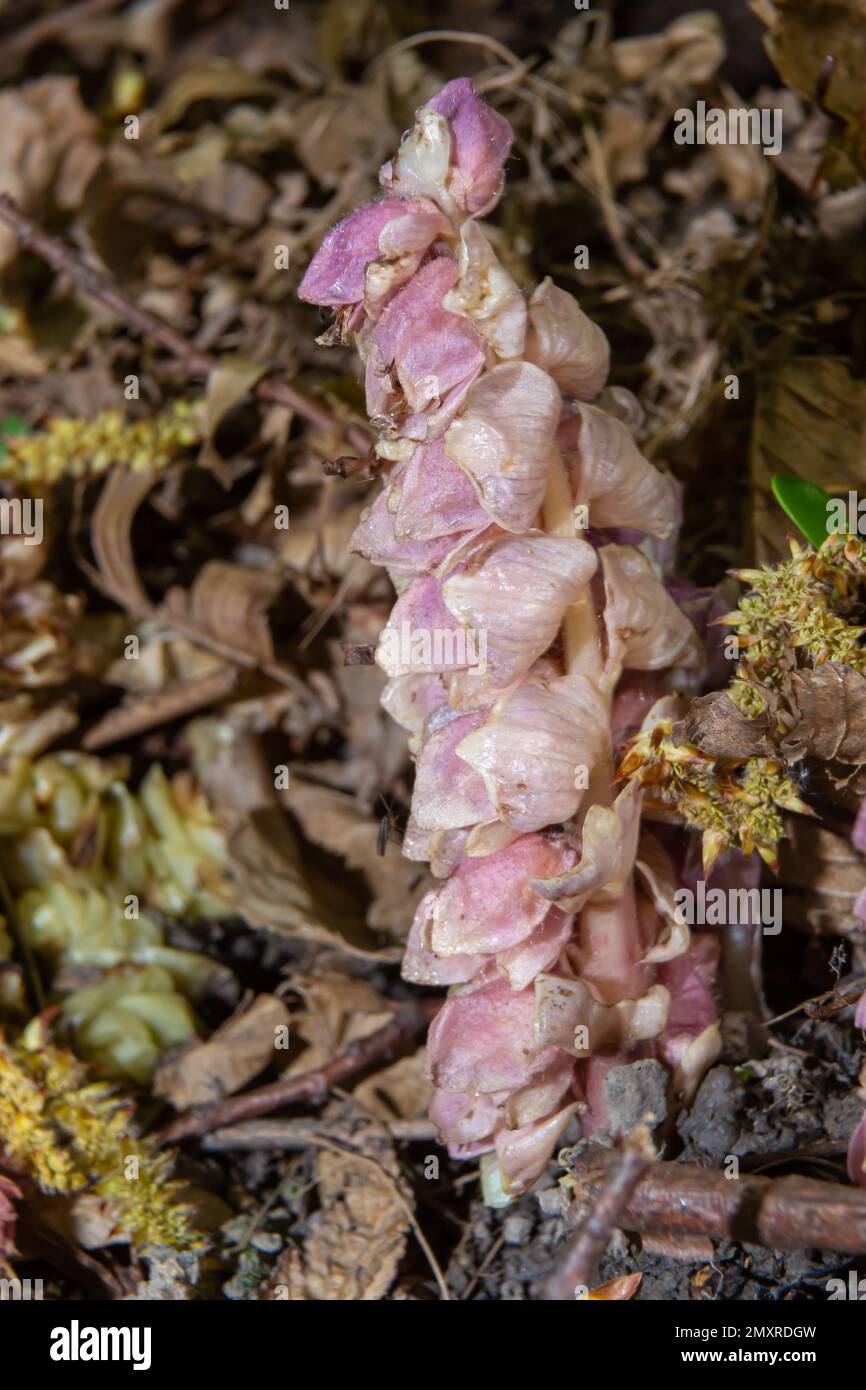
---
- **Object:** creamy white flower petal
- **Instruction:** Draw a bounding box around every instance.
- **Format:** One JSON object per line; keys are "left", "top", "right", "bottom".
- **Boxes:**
{"left": 562, "top": 402, "right": 679, "bottom": 538}
{"left": 441, "top": 533, "right": 597, "bottom": 694}
{"left": 601, "top": 544, "right": 703, "bottom": 678}
{"left": 456, "top": 673, "right": 611, "bottom": 833}
{"left": 444, "top": 361, "right": 562, "bottom": 532}
{"left": 442, "top": 219, "right": 527, "bottom": 360}
{"left": 525, "top": 278, "right": 609, "bottom": 399}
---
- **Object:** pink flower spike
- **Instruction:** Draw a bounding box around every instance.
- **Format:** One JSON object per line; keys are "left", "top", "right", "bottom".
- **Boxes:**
{"left": 429, "top": 834, "right": 572, "bottom": 957}
{"left": 366, "top": 257, "right": 485, "bottom": 426}
{"left": 444, "top": 361, "right": 563, "bottom": 532}
{"left": 428, "top": 78, "right": 513, "bottom": 216}
{"left": 381, "top": 78, "right": 513, "bottom": 220}
{"left": 298, "top": 197, "right": 414, "bottom": 308}
{"left": 426, "top": 974, "right": 548, "bottom": 1093}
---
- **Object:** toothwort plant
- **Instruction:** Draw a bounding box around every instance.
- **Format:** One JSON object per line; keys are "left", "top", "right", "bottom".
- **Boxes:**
{"left": 300, "top": 80, "right": 721, "bottom": 1204}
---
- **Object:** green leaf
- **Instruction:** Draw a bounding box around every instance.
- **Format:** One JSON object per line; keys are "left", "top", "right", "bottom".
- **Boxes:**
{"left": 751, "top": 357, "right": 866, "bottom": 561}
{"left": 0, "top": 414, "right": 29, "bottom": 461}
{"left": 771, "top": 474, "right": 831, "bottom": 548}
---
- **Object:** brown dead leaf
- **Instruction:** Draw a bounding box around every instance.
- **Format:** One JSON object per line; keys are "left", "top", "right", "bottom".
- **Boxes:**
{"left": 287, "top": 781, "right": 427, "bottom": 938}
{"left": 288, "top": 969, "right": 395, "bottom": 1076}
{"left": 159, "top": 561, "right": 283, "bottom": 667}
{"left": 0, "top": 77, "right": 102, "bottom": 269}
{"left": 198, "top": 360, "right": 267, "bottom": 476}
{"left": 91, "top": 468, "right": 158, "bottom": 617}
{"left": 189, "top": 718, "right": 401, "bottom": 960}
{"left": 577, "top": 1272, "right": 643, "bottom": 1300}
{"left": 353, "top": 1048, "right": 433, "bottom": 1123}
{"left": 153, "top": 994, "right": 290, "bottom": 1109}
{"left": 679, "top": 665, "right": 866, "bottom": 766}
{"left": 752, "top": 0, "right": 866, "bottom": 125}
{"left": 266, "top": 1119, "right": 411, "bottom": 1301}
{"left": 677, "top": 690, "right": 775, "bottom": 759}
{"left": 781, "top": 665, "right": 866, "bottom": 764}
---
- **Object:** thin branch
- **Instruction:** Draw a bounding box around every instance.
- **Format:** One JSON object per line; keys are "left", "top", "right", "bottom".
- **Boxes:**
{"left": 0, "top": 193, "right": 370, "bottom": 457}
{"left": 542, "top": 1126, "right": 654, "bottom": 1300}
{"left": 201, "top": 1117, "right": 437, "bottom": 1151}
{"left": 544, "top": 1151, "right": 866, "bottom": 1290}
{"left": 767, "top": 975, "right": 866, "bottom": 1028}
{"left": 157, "top": 999, "right": 437, "bottom": 1145}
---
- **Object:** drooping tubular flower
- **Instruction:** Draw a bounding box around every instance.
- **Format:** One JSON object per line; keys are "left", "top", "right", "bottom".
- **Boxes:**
{"left": 300, "top": 79, "right": 716, "bottom": 1203}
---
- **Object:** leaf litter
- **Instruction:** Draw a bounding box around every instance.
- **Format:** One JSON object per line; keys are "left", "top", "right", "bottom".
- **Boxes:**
{"left": 0, "top": 0, "right": 864, "bottom": 1302}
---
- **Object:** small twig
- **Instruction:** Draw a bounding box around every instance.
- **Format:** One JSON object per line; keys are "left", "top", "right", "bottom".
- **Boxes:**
{"left": 545, "top": 1153, "right": 866, "bottom": 1274}
{"left": 542, "top": 1125, "right": 654, "bottom": 1300}
{"left": 767, "top": 975, "right": 866, "bottom": 1028}
{"left": 201, "top": 1117, "right": 437, "bottom": 1151}
{"left": 157, "top": 1000, "right": 437, "bottom": 1145}
{"left": 462, "top": 1233, "right": 505, "bottom": 1301}
{"left": 0, "top": 193, "right": 370, "bottom": 456}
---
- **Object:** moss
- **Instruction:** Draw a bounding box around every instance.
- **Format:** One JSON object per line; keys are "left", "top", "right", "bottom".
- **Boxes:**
{"left": 0, "top": 1033, "right": 201, "bottom": 1252}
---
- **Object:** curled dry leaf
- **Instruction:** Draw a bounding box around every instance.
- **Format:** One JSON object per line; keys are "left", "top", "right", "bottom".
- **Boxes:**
{"left": 158, "top": 561, "right": 284, "bottom": 667}
{"left": 153, "top": 994, "right": 291, "bottom": 1109}
{"left": 576, "top": 1271, "right": 643, "bottom": 1301}
{"left": 0, "top": 77, "right": 101, "bottom": 269}
{"left": 288, "top": 970, "right": 396, "bottom": 1074}
{"left": 91, "top": 467, "right": 158, "bottom": 617}
{"left": 265, "top": 1119, "right": 412, "bottom": 1301}
{"left": 677, "top": 690, "right": 774, "bottom": 759}
{"left": 780, "top": 666, "right": 866, "bottom": 764}
{"left": 680, "top": 664, "right": 866, "bottom": 766}
{"left": 190, "top": 719, "right": 401, "bottom": 960}
{"left": 287, "top": 781, "right": 429, "bottom": 938}
{"left": 352, "top": 1049, "right": 434, "bottom": 1124}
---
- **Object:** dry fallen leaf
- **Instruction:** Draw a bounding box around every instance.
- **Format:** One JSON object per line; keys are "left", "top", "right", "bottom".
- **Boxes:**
{"left": 780, "top": 665, "right": 866, "bottom": 764}
{"left": 153, "top": 994, "right": 291, "bottom": 1109}
{"left": 190, "top": 718, "right": 402, "bottom": 960}
{"left": 267, "top": 1118, "right": 411, "bottom": 1301}
{"left": 0, "top": 77, "right": 101, "bottom": 269}
{"left": 679, "top": 664, "right": 866, "bottom": 766}
{"left": 677, "top": 690, "right": 774, "bottom": 758}
{"left": 158, "top": 561, "right": 284, "bottom": 667}
{"left": 576, "top": 1272, "right": 643, "bottom": 1300}
{"left": 353, "top": 1048, "right": 433, "bottom": 1123}
{"left": 287, "top": 969, "right": 395, "bottom": 1075}
{"left": 287, "top": 780, "right": 428, "bottom": 937}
